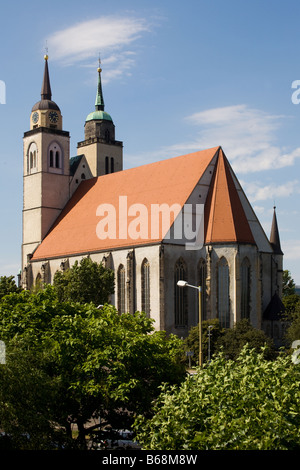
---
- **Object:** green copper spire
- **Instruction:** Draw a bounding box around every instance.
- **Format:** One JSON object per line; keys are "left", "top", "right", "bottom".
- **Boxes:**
{"left": 85, "top": 60, "right": 113, "bottom": 122}
{"left": 95, "top": 61, "right": 104, "bottom": 111}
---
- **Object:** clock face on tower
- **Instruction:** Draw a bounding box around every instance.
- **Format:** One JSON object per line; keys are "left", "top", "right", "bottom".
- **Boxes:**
{"left": 32, "top": 112, "right": 39, "bottom": 124}
{"left": 49, "top": 111, "right": 59, "bottom": 123}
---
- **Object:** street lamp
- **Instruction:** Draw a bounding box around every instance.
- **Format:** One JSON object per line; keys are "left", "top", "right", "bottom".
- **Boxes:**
{"left": 208, "top": 325, "right": 213, "bottom": 363}
{"left": 177, "top": 280, "right": 203, "bottom": 367}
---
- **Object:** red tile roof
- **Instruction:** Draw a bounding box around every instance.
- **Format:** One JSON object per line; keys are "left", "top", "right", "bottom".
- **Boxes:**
{"left": 204, "top": 148, "right": 255, "bottom": 244}
{"left": 32, "top": 147, "right": 221, "bottom": 260}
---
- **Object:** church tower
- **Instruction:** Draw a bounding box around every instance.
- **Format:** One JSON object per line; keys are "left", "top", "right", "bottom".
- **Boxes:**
{"left": 22, "top": 55, "right": 70, "bottom": 272}
{"left": 77, "top": 61, "right": 123, "bottom": 176}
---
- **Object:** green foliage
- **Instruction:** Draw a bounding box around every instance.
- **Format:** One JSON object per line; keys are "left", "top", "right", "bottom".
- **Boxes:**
{"left": 0, "top": 346, "right": 67, "bottom": 450}
{"left": 283, "top": 293, "right": 300, "bottom": 316}
{"left": 134, "top": 346, "right": 300, "bottom": 450}
{"left": 183, "top": 319, "right": 223, "bottom": 365}
{"left": 216, "top": 319, "right": 276, "bottom": 360}
{"left": 53, "top": 257, "right": 114, "bottom": 306}
{"left": 283, "top": 270, "right": 296, "bottom": 297}
{"left": 184, "top": 318, "right": 275, "bottom": 365}
{"left": 0, "top": 275, "right": 21, "bottom": 300}
{"left": 281, "top": 269, "right": 300, "bottom": 346}
{"left": 0, "top": 287, "right": 185, "bottom": 448}
{"left": 284, "top": 302, "right": 300, "bottom": 346}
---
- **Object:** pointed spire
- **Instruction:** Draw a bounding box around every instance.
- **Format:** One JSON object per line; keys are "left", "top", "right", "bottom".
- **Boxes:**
{"left": 85, "top": 57, "right": 112, "bottom": 123}
{"left": 270, "top": 206, "right": 283, "bottom": 254}
{"left": 41, "top": 54, "right": 52, "bottom": 100}
{"left": 95, "top": 57, "right": 104, "bottom": 111}
{"left": 204, "top": 148, "right": 255, "bottom": 244}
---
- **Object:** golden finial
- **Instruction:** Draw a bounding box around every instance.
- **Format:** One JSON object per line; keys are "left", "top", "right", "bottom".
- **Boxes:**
{"left": 97, "top": 54, "right": 102, "bottom": 73}
{"left": 44, "top": 41, "right": 49, "bottom": 60}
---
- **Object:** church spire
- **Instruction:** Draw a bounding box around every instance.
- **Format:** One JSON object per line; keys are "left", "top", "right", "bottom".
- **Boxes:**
{"left": 270, "top": 206, "right": 283, "bottom": 255}
{"left": 85, "top": 59, "right": 112, "bottom": 123}
{"left": 41, "top": 54, "right": 52, "bottom": 101}
{"left": 95, "top": 58, "right": 104, "bottom": 111}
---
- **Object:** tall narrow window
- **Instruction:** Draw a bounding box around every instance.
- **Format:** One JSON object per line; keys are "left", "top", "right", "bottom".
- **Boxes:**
{"left": 217, "top": 257, "right": 230, "bottom": 328}
{"left": 198, "top": 259, "right": 206, "bottom": 320}
{"left": 55, "top": 151, "right": 60, "bottom": 168}
{"left": 27, "top": 142, "right": 38, "bottom": 173}
{"left": 241, "top": 257, "right": 251, "bottom": 319}
{"left": 29, "top": 150, "right": 37, "bottom": 169}
{"left": 48, "top": 142, "right": 62, "bottom": 171}
{"left": 117, "top": 264, "right": 126, "bottom": 314}
{"left": 141, "top": 259, "right": 150, "bottom": 317}
{"left": 105, "top": 156, "right": 109, "bottom": 174}
{"left": 110, "top": 157, "right": 114, "bottom": 173}
{"left": 174, "top": 258, "right": 188, "bottom": 327}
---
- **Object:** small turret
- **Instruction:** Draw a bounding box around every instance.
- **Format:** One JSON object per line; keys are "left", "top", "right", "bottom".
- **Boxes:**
{"left": 270, "top": 206, "right": 283, "bottom": 255}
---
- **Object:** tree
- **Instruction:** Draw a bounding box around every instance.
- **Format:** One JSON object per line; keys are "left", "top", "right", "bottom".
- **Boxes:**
{"left": 0, "top": 346, "right": 68, "bottom": 450}
{"left": 283, "top": 270, "right": 296, "bottom": 297}
{"left": 215, "top": 319, "right": 276, "bottom": 360}
{"left": 0, "top": 286, "right": 185, "bottom": 449}
{"left": 284, "top": 302, "right": 300, "bottom": 346}
{"left": 53, "top": 257, "right": 114, "bottom": 306}
{"left": 283, "top": 293, "right": 300, "bottom": 316}
{"left": 281, "top": 270, "right": 300, "bottom": 346}
{"left": 183, "top": 319, "right": 223, "bottom": 366}
{"left": 134, "top": 346, "right": 300, "bottom": 450}
{"left": 0, "top": 275, "right": 21, "bottom": 300}
{"left": 184, "top": 319, "right": 275, "bottom": 364}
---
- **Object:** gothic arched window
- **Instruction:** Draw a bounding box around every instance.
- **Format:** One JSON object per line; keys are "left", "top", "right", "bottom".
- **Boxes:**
{"left": 174, "top": 258, "right": 188, "bottom": 327}
{"left": 217, "top": 257, "right": 230, "bottom": 328}
{"left": 48, "top": 142, "right": 62, "bottom": 171}
{"left": 241, "top": 257, "right": 251, "bottom": 319}
{"left": 28, "top": 142, "right": 38, "bottom": 174}
{"left": 141, "top": 259, "right": 150, "bottom": 317}
{"left": 117, "top": 264, "right": 126, "bottom": 314}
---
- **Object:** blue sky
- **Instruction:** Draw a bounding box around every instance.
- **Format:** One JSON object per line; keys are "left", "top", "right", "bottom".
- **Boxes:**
{"left": 1, "top": 0, "right": 300, "bottom": 284}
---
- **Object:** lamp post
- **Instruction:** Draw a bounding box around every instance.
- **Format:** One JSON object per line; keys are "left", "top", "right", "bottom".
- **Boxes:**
{"left": 208, "top": 325, "right": 213, "bottom": 363}
{"left": 177, "top": 280, "right": 202, "bottom": 367}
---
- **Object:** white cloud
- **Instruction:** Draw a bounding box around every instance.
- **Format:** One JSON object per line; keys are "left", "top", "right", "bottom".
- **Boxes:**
{"left": 173, "top": 104, "right": 300, "bottom": 174}
{"left": 240, "top": 179, "right": 300, "bottom": 202}
{"left": 46, "top": 16, "right": 151, "bottom": 81}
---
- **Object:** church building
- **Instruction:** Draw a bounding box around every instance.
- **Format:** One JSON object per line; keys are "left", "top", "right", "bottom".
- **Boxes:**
{"left": 21, "top": 56, "right": 284, "bottom": 339}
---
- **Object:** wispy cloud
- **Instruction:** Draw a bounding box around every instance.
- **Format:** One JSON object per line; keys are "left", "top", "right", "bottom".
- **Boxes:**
{"left": 240, "top": 179, "right": 300, "bottom": 202}
{"left": 47, "top": 16, "right": 151, "bottom": 81}
{"left": 164, "top": 104, "right": 300, "bottom": 174}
